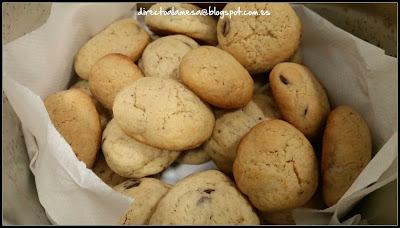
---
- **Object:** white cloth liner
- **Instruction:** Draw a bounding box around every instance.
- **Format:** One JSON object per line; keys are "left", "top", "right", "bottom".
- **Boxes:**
{"left": 3, "top": 3, "right": 397, "bottom": 225}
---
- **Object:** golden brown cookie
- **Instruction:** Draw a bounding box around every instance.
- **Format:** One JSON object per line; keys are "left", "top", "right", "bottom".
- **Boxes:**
{"left": 233, "top": 119, "right": 319, "bottom": 213}
{"left": 115, "top": 178, "right": 171, "bottom": 225}
{"left": 113, "top": 77, "right": 215, "bottom": 151}
{"left": 205, "top": 84, "right": 281, "bottom": 174}
{"left": 145, "top": 3, "right": 217, "bottom": 45}
{"left": 321, "top": 106, "right": 372, "bottom": 207}
{"left": 44, "top": 89, "right": 101, "bottom": 168}
{"left": 180, "top": 46, "right": 254, "bottom": 109}
{"left": 149, "top": 170, "right": 260, "bottom": 225}
{"left": 217, "top": 3, "right": 302, "bottom": 74}
{"left": 102, "top": 119, "right": 180, "bottom": 178}
{"left": 89, "top": 53, "right": 143, "bottom": 110}
{"left": 141, "top": 35, "right": 199, "bottom": 80}
{"left": 74, "top": 18, "right": 150, "bottom": 80}
{"left": 269, "top": 62, "right": 331, "bottom": 141}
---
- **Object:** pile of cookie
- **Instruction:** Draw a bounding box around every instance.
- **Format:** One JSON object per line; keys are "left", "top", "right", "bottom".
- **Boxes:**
{"left": 44, "top": 3, "right": 372, "bottom": 225}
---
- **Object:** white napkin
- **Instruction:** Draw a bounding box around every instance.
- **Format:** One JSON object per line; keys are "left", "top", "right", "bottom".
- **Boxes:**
{"left": 3, "top": 3, "right": 397, "bottom": 225}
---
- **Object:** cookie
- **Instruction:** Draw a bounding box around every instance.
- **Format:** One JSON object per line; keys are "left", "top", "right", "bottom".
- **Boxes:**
{"left": 89, "top": 53, "right": 144, "bottom": 110}
{"left": 149, "top": 170, "right": 260, "bottom": 225}
{"left": 102, "top": 119, "right": 180, "bottom": 178}
{"left": 70, "top": 80, "right": 112, "bottom": 129}
{"left": 115, "top": 178, "right": 171, "bottom": 225}
{"left": 141, "top": 35, "right": 199, "bottom": 80}
{"left": 91, "top": 152, "right": 127, "bottom": 187}
{"left": 205, "top": 84, "right": 281, "bottom": 174}
{"left": 180, "top": 46, "right": 254, "bottom": 109}
{"left": 145, "top": 3, "right": 217, "bottom": 45}
{"left": 217, "top": 3, "right": 302, "bottom": 74}
{"left": 321, "top": 106, "right": 372, "bottom": 207}
{"left": 113, "top": 77, "right": 215, "bottom": 151}
{"left": 44, "top": 89, "right": 101, "bottom": 168}
{"left": 233, "top": 119, "right": 319, "bottom": 212}
{"left": 176, "top": 143, "right": 211, "bottom": 165}
{"left": 269, "top": 62, "right": 331, "bottom": 141}
{"left": 74, "top": 18, "right": 150, "bottom": 80}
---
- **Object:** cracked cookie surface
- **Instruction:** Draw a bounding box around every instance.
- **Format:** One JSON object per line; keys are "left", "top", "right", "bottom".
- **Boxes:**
{"left": 44, "top": 89, "right": 101, "bottom": 168}
{"left": 115, "top": 178, "right": 171, "bottom": 225}
{"left": 145, "top": 3, "right": 217, "bottom": 45}
{"left": 217, "top": 3, "right": 302, "bottom": 74}
{"left": 141, "top": 35, "right": 199, "bottom": 80}
{"left": 102, "top": 119, "right": 180, "bottom": 178}
{"left": 89, "top": 53, "right": 144, "bottom": 110}
{"left": 205, "top": 84, "right": 281, "bottom": 174}
{"left": 321, "top": 106, "right": 371, "bottom": 207}
{"left": 149, "top": 170, "right": 260, "bottom": 225}
{"left": 74, "top": 18, "right": 150, "bottom": 80}
{"left": 270, "top": 62, "right": 331, "bottom": 141}
{"left": 180, "top": 46, "right": 254, "bottom": 109}
{"left": 113, "top": 77, "right": 215, "bottom": 150}
{"left": 233, "top": 119, "right": 318, "bottom": 212}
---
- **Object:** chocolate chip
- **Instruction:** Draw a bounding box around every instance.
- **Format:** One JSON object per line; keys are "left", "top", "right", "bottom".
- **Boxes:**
{"left": 124, "top": 180, "right": 141, "bottom": 189}
{"left": 217, "top": 130, "right": 221, "bottom": 133}
{"left": 304, "top": 106, "right": 308, "bottom": 116}
{"left": 204, "top": 188, "right": 215, "bottom": 194}
{"left": 165, "top": 7, "right": 173, "bottom": 13}
{"left": 222, "top": 19, "right": 230, "bottom": 37}
{"left": 197, "top": 196, "right": 211, "bottom": 205}
{"left": 279, "top": 75, "right": 289, "bottom": 85}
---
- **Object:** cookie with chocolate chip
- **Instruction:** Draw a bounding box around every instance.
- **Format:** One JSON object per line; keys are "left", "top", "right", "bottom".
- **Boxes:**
{"left": 145, "top": 3, "right": 218, "bottom": 45}
{"left": 149, "top": 170, "right": 260, "bottom": 225}
{"left": 217, "top": 3, "right": 302, "bottom": 74}
{"left": 269, "top": 62, "right": 331, "bottom": 141}
{"left": 115, "top": 178, "right": 171, "bottom": 224}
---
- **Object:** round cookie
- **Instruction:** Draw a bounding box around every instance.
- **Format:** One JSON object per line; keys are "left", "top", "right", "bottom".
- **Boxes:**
{"left": 102, "top": 119, "right": 180, "bottom": 178}
{"left": 233, "top": 119, "right": 319, "bottom": 212}
{"left": 44, "top": 89, "right": 101, "bottom": 168}
{"left": 89, "top": 53, "right": 144, "bottom": 110}
{"left": 217, "top": 3, "right": 302, "bottom": 74}
{"left": 70, "top": 80, "right": 112, "bottom": 129}
{"left": 176, "top": 143, "right": 211, "bottom": 165}
{"left": 205, "top": 84, "right": 281, "bottom": 174}
{"left": 113, "top": 77, "right": 215, "bottom": 151}
{"left": 269, "top": 62, "right": 331, "bottom": 141}
{"left": 321, "top": 106, "right": 372, "bottom": 207}
{"left": 75, "top": 18, "right": 150, "bottom": 80}
{"left": 145, "top": 3, "right": 217, "bottom": 45}
{"left": 115, "top": 178, "right": 171, "bottom": 225}
{"left": 180, "top": 46, "right": 254, "bottom": 109}
{"left": 141, "top": 35, "right": 199, "bottom": 80}
{"left": 149, "top": 170, "right": 260, "bottom": 225}
{"left": 92, "top": 152, "right": 127, "bottom": 187}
